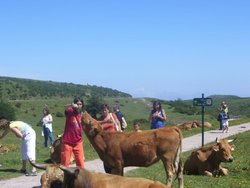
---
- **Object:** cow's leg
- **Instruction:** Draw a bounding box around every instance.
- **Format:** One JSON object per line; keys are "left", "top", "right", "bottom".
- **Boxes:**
{"left": 161, "top": 158, "right": 174, "bottom": 187}
{"left": 204, "top": 170, "right": 213, "bottom": 177}
{"left": 219, "top": 167, "right": 228, "bottom": 176}
{"left": 111, "top": 167, "right": 124, "bottom": 176}
{"left": 111, "top": 161, "right": 124, "bottom": 176}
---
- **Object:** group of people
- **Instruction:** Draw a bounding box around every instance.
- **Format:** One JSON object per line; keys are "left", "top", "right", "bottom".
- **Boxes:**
{"left": 0, "top": 97, "right": 230, "bottom": 177}
{"left": 0, "top": 97, "right": 131, "bottom": 176}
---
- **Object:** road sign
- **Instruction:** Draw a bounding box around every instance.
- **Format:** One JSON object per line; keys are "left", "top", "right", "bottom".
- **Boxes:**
{"left": 193, "top": 97, "right": 213, "bottom": 106}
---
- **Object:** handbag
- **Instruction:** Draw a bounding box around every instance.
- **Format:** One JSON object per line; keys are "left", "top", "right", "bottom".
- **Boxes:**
{"left": 109, "top": 113, "right": 121, "bottom": 132}
{"left": 121, "top": 117, "right": 127, "bottom": 129}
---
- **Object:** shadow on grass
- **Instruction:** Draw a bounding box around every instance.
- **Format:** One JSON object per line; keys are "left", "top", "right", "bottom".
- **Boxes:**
{"left": 0, "top": 168, "right": 22, "bottom": 173}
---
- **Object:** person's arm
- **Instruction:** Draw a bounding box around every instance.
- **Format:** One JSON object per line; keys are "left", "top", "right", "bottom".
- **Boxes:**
{"left": 161, "top": 109, "right": 167, "bottom": 121}
{"left": 10, "top": 127, "right": 23, "bottom": 139}
{"left": 47, "top": 114, "right": 53, "bottom": 123}
{"left": 113, "top": 114, "right": 122, "bottom": 131}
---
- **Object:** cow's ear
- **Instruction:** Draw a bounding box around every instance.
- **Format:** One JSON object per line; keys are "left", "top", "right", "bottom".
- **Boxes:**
{"left": 74, "top": 169, "right": 80, "bottom": 177}
{"left": 213, "top": 145, "right": 219, "bottom": 152}
{"left": 230, "top": 144, "right": 236, "bottom": 151}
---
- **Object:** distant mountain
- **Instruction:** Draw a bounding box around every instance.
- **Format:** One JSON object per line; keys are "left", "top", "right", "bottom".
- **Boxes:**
{"left": 0, "top": 76, "right": 132, "bottom": 100}
{"left": 208, "top": 95, "right": 241, "bottom": 100}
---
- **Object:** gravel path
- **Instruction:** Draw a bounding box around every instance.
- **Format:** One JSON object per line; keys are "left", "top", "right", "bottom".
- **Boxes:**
{"left": 0, "top": 122, "right": 249, "bottom": 188}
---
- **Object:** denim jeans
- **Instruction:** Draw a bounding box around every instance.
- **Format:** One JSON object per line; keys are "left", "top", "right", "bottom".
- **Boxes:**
{"left": 43, "top": 127, "right": 54, "bottom": 147}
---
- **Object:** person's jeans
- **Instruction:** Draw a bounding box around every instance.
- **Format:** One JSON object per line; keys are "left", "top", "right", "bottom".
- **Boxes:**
{"left": 43, "top": 127, "right": 54, "bottom": 147}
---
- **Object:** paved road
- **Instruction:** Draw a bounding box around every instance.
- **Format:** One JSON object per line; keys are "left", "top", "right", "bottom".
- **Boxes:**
{"left": 1, "top": 122, "right": 250, "bottom": 188}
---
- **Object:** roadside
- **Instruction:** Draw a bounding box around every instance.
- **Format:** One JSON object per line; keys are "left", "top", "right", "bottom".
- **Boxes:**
{"left": 1, "top": 122, "right": 250, "bottom": 188}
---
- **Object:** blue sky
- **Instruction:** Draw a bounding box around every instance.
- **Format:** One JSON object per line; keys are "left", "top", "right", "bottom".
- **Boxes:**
{"left": 0, "top": 1, "right": 249, "bottom": 100}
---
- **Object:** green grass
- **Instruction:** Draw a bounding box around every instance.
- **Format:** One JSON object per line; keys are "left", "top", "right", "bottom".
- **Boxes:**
{"left": 126, "top": 130, "right": 250, "bottom": 188}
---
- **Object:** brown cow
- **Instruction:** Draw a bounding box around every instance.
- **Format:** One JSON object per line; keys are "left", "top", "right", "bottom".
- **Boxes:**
{"left": 177, "top": 121, "right": 198, "bottom": 130}
{"left": 60, "top": 166, "right": 169, "bottom": 188}
{"left": 184, "top": 138, "right": 235, "bottom": 177}
{"left": 81, "top": 111, "right": 184, "bottom": 188}
{"left": 29, "top": 160, "right": 64, "bottom": 188}
{"left": 50, "top": 137, "right": 62, "bottom": 163}
{"left": 195, "top": 121, "right": 212, "bottom": 128}
{"left": 50, "top": 136, "right": 75, "bottom": 164}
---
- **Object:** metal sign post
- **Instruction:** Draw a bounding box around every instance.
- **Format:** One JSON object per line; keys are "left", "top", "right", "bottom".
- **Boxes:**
{"left": 193, "top": 93, "right": 213, "bottom": 146}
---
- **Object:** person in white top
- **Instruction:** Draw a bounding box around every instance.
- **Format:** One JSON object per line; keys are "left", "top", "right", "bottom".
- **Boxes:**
{"left": 0, "top": 119, "right": 37, "bottom": 176}
{"left": 41, "top": 106, "right": 54, "bottom": 147}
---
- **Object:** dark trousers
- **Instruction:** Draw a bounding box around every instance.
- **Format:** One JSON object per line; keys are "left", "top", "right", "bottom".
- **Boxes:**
{"left": 219, "top": 120, "right": 223, "bottom": 130}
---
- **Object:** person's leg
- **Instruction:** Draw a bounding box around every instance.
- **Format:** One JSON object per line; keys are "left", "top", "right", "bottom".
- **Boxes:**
{"left": 21, "top": 160, "right": 27, "bottom": 173}
{"left": 26, "top": 131, "right": 36, "bottom": 173}
{"left": 60, "top": 142, "right": 72, "bottom": 167}
{"left": 21, "top": 139, "right": 27, "bottom": 172}
{"left": 219, "top": 120, "right": 223, "bottom": 130}
{"left": 72, "top": 142, "right": 84, "bottom": 168}
{"left": 43, "top": 127, "right": 49, "bottom": 147}
{"left": 48, "top": 130, "right": 55, "bottom": 146}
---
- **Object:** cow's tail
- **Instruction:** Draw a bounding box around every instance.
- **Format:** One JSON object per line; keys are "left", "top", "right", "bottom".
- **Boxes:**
{"left": 28, "top": 159, "right": 47, "bottom": 170}
{"left": 174, "top": 127, "right": 184, "bottom": 188}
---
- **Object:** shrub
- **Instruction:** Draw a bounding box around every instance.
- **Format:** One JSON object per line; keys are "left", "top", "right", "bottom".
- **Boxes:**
{"left": 0, "top": 101, "right": 16, "bottom": 120}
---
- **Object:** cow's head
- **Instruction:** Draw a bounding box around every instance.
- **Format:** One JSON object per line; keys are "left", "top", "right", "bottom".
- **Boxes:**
{"left": 214, "top": 138, "right": 235, "bottom": 163}
{"left": 81, "top": 111, "right": 102, "bottom": 137}
{"left": 59, "top": 165, "right": 85, "bottom": 188}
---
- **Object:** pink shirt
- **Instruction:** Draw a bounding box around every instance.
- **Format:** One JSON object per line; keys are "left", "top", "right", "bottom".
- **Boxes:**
{"left": 98, "top": 113, "right": 117, "bottom": 132}
{"left": 62, "top": 106, "right": 83, "bottom": 145}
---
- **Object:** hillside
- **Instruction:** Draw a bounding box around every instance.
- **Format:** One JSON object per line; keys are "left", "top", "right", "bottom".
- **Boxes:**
{"left": 0, "top": 76, "right": 132, "bottom": 100}
{"left": 1, "top": 76, "right": 250, "bottom": 119}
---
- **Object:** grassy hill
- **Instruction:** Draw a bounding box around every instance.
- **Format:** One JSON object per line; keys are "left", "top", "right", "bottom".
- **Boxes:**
{"left": 0, "top": 76, "right": 132, "bottom": 100}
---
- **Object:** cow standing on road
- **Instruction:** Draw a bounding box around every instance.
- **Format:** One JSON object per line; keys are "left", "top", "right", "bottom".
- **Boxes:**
{"left": 81, "top": 111, "right": 184, "bottom": 188}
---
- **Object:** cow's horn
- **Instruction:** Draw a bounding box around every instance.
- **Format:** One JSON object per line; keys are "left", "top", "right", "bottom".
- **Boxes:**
{"left": 59, "top": 165, "right": 75, "bottom": 175}
{"left": 227, "top": 138, "right": 236, "bottom": 143}
{"left": 215, "top": 137, "right": 219, "bottom": 143}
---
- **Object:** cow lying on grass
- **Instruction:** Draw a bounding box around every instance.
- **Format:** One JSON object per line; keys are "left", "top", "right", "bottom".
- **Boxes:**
{"left": 81, "top": 111, "right": 184, "bottom": 188}
{"left": 184, "top": 138, "right": 235, "bottom": 177}
{"left": 60, "top": 165, "right": 169, "bottom": 188}
{"left": 29, "top": 160, "right": 64, "bottom": 188}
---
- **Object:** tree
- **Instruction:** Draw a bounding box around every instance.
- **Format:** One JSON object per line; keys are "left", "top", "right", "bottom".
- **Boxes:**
{"left": 85, "top": 94, "right": 104, "bottom": 118}
{"left": 0, "top": 101, "right": 16, "bottom": 120}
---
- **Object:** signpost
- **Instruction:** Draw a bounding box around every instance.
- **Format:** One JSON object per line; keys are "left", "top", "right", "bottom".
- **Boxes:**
{"left": 193, "top": 93, "right": 213, "bottom": 146}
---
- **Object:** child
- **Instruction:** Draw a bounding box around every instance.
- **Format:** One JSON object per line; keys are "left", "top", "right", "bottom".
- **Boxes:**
{"left": 133, "top": 122, "right": 142, "bottom": 132}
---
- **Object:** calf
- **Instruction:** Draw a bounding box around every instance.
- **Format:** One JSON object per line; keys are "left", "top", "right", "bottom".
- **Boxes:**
{"left": 60, "top": 166, "right": 169, "bottom": 188}
{"left": 184, "top": 138, "right": 235, "bottom": 177}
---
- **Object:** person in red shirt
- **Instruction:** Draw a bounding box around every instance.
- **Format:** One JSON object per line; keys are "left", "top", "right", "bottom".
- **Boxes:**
{"left": 97, "top": 103, "right": 121, "bottom": 173}
{"left": 61, "top": 97, "right": 85, "bottom": 168}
